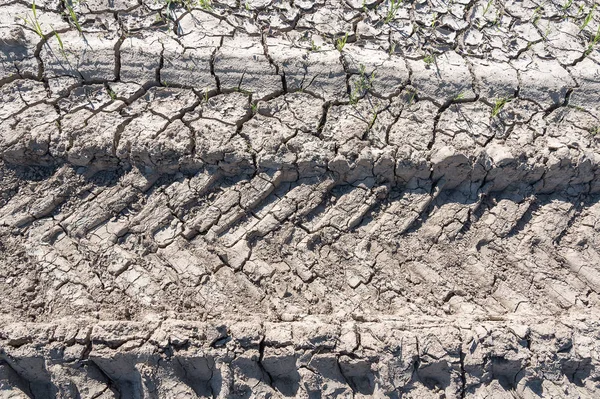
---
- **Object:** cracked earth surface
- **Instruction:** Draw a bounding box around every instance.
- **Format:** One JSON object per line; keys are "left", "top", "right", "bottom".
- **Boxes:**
{"left": 1, "top": 0, "right": 600, "bottom": 397}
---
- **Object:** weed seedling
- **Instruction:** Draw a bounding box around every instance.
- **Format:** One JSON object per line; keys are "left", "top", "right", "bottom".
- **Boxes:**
{"left": 65, "top": 2, "right": 82, "bottom": 33}
{"left": 234, "top": 87, "right": 253, "bottom": 95}
{"left": 22, "top": 1, "right": 45, "bottom": 38}
{"left": 423, "top": 53, "right": 435, "bottom": 65}
{"left": 52, "top": 28, "right": 68, "bottom": 59}
{"left": 588, "top": 24, "right": 600, "bottom": 53}
{"left": 580, "top": 4, "right": 596, "bottom": 31}
{"left": 53, "top": 29, "right": 63, "bottom": 50}
{"left": 406, "top": 88, "right": 417, "bottom": 105}
{"left": 532, "top": 4, "right": 543, "bottom": 26}
{"left": 491, "top": 97, "right": 511, "bottom": 117}
{"left": 430, "top": 12, "right": 438, "bottom": 28}
{"left": 483, "top": 0, "right": 493, "bottom": 16}
{"left": 454, "top": 91, "right": 466, "bottom": 101}
{"left": 368, "top": 106, "right": 379, "bottom": 130}
{"left": 389, "top": 41, "right": 397, "bottom": 55}
{"left": 384, "top": 0, "right": 402, "bottom": 24}
{"left": 543, "top": 20, "right": 552, "bottom": 39}
{"left": 188, "top": 0, "right": 199, "bottom": 10}
{"left": 310, "top": 40, "right": 321, "bottom": 52}
{"left": 107, "top": 87, "right": 117, "bottom": 100}
{"left": 198, "top": 0, "right": 213, "bottom": 11}
{"left": 336, "top": 32, "right": 348, "bottom": 52}
{"left": 349, "top": 64, "right": 375, "bottom": 104}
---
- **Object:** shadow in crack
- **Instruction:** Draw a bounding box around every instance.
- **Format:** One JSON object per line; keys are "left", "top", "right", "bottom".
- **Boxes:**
{"left": 339, "top": 356, "right": 376, "bottom": 395}
{"left": 2, "top": 161, "right": 60, "bottom": 182}
{"left": 0, "top": 357, "right": 59, "bottom": 399}
{"left": 171, "top": 355, "right": 221, "bottom": 397}
{"left": 0, "top": 361, "right": 34, "bottom": 398}
{"left": 262, "top": 353, "right": 301, "bottom": 396}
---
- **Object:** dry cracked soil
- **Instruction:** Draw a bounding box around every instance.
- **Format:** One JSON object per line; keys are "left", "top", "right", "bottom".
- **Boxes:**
{"left": 1, "top": 0, "right": 600, "bottom": 397}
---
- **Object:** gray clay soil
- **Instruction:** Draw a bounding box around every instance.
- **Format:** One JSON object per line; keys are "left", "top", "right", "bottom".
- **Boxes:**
{"left": 1, "top": 0, "right": 600, "bottom": 397}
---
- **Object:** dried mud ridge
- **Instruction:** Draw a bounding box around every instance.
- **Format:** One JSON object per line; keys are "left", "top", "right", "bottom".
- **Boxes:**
{"left": 1, "top": 317, "right": 599, "bottom": 398}
{"left": 1, "top": 0, "right": 600, "bottom": 397}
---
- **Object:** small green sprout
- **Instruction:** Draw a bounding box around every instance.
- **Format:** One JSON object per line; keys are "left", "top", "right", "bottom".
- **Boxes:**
{"left": 336, "top": 32, "right": 348, "bottom": 52}
{"left": 233, "top": 87, "right": 253, "bottom": 95}
{"left": 589, "top": 24, "right": 600, "bottom": 52}
{"left": 198, "top": 0, "right": 213, "bottom": 11}
{"left": 544, "top": 20, "right": 552, "bottom": 39}
{"left": 384, "top": 0, "right": 402, "bottom": 24}
{"left": 53, "top": 30, "right": 63, "bottom": 50}
{"left": 532, "top": 4, "right": 543, "bottom": 25}
{"left": 491, "top": 97, "right": 511, "bottom": 117}
{"left": 310, "top": 40, "right": 321, "bottom": 52}
{"left": 204, "top": 88, "right": 209, "bottom": 103}
{"left": 22, "top": 1, "right": 45, "bottom": 38}
{"left": 423, "top": 53, "right": 435, "bottom": 65}
{"left": 483, "top": 0, "right": 493, "bottom": 16}
{"left": 389, "top": 41, "right": 397, "bottom": 55}
{"left": 349, "top": 64, "right": 375, "bottom": 104}
{"left": 368, "top": 106, "right": 379, "bottom": 130}
{"left": 250, "top": 103, "right": 258, "bottom": 114}
{"left": 567, "top": 104, "right": 585, "bottom": 112}
{"left": 107, "top": 87, "right": 117, "bottom": 100}
{"left": 406, "top": 88, "right": 417, "bottom": 105}
{"left": 430, "top": 12, "right": 438, "bottom": 27}
{"left": 454, "top": 91, "right": 466, "bottom": 101}
{"left": 51, "top": 28, "right": 69, "bottom": 59}
{"left": 580, "top": 4, "right": 596, "bottom": 31}
{"left": 65, "top": 3, "right": 82, "bottom": 33}
{"left": 562, "top": 0, "right": 572, "bottom": 11}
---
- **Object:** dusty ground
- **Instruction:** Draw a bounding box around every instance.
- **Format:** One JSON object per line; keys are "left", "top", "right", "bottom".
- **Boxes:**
{"left": 1, "top": 0, "right": 600, "bottom": 397}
